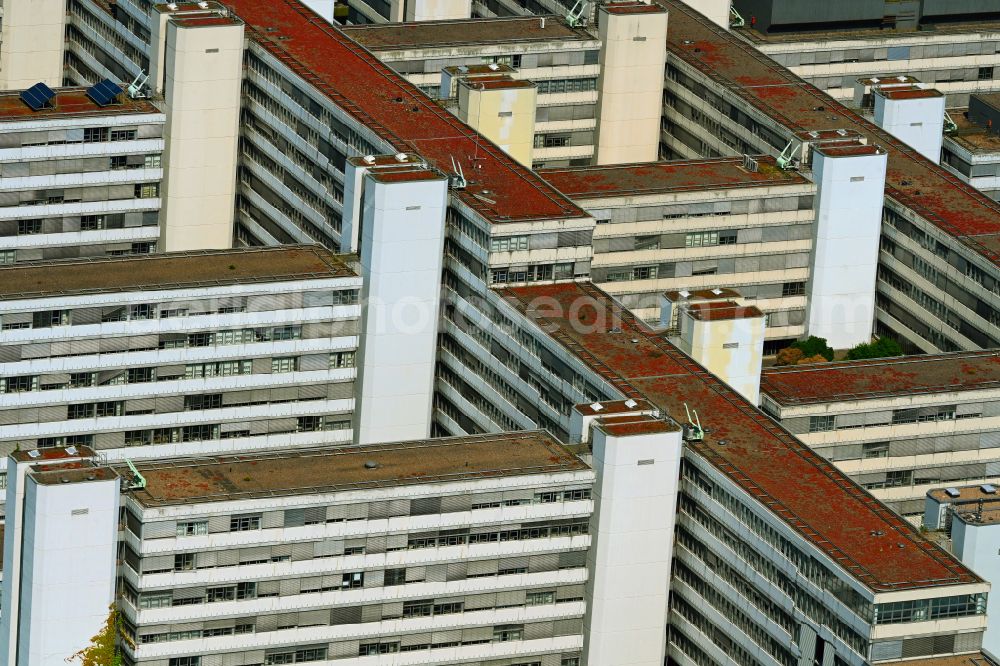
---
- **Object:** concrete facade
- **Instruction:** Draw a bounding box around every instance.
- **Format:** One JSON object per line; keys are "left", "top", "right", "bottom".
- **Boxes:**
{"left": 0, "top": 0, "right": 68, "bottom": 90}
{"left": 0, "top": 88, "right": 165, "bottom": 264}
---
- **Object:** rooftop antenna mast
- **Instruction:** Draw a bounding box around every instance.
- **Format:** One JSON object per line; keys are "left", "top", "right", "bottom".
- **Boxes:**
{"left": 449, "top": 155, "right": 467, "bottom": 189}
{"left": 682, "top": 403, "right": 704, "bottom": 442}
{"left": 729, "top": 6, "right": 746, "bottom": 28}
{"left": 127, "top": 70, "right": 150, "bottom": 99}
{"left": 566, "top": 0, "right": 588, "bottom": 27}
{"left": 943, "top": 109, "right": 958, "bottom": 133}
{"left": 776, "top": 139, "right": 799, "bottom": 170}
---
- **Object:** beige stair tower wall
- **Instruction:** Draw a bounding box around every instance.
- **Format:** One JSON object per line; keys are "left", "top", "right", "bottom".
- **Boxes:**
{"left": 160, "top": 14, "right": 244, "bottom": 251}
{"left": 457, "top": 77, "right": 537, "bottom": 167}
{"left": 594, "top": 3, "right": 668, "bottom": 165}
{"left": 0, "top": 0, "right": 67, "bottom": 90}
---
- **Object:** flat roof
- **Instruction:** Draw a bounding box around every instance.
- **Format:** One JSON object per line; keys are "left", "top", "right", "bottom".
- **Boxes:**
{"left": 0, "top": 245, "right": 355, "bottom": 300}
{"left": 125, "top": 431, "right": 589, "bottom": 506}
{"left": 227, "top": 0, "right": 587, "bottom": 225}
{"left": 884, "top": 654, "right": 998, "bottom": 666}
{"left": 875, "top": 86, "right": 943, "bottom": 101}
{"left": 498, "top": 281, "right": 980, "bottom": 592}
{"left": 601, "top": 1, "right": 665, "bottom": 14}
{"left": 739, "top": 18, "right": 1000, "bottom": 44}
{"left": 539, "top": 157, "right": 808, "bottom": 199}
{"left": 927, "top": 483, "right": 1000, "bottom": 504}
{"left": 30, "top": 463, "right": 117, "bottom": 486}
{"left": 685, "top": 301, "right": 764, "bottom": 321}
{"left": 341, "top": 15, "right": 594, "bottom": 50}
{"left": 662, "top": 0, "right": 1000, "bottom": 263}
{"left": 597, "top": 414, "right": 680, "bottom": 437}
{"left": 760, "top": 350, "right": 1000, "bottom": 406}
{"left": 0, "top": 87, "right": 160, "bottom": 122}
{"left": 946, "top": 110, "right": 1000, "bottom": 153}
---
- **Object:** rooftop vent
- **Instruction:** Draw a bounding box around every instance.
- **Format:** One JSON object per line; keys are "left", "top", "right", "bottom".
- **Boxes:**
{"left": 981, "top": 484, "right": 997, "bottom": 494}
{"left": 363, "top": 155, "right": 376, "bottom": 165}
{"left": 198, "top": 0, "right": 209, "bottom": 6}
{"left": 394, "top": 152, "right": 408, "bottom": 162}
{"left": 65, "top": 446, "right": 78, "bottom": 456}
{"left": 86, "top": 79, "right": 124, "bottom": 107}
{"left": 167, "top": 2, "right": 178, "bottom": 9}
{"left": 624, "top": 398, "right": 638, "bottom": 409}
{"left": 27, "top": 449, "right": 41, "bottom": 459}
{"left": 20, "top": 82, "right": 55, "bottom": 112}
{"left": 590, "top": 402, "right": 604, "bottom": 412}
{"left": 945, "top": 487, "right": 961, "bottom": 498}
{"left": 363, "top": 460, "right": 379, "bottom": 470}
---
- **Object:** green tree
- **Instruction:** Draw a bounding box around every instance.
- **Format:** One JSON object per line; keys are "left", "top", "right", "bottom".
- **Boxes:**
{"left": 790, "top": 336, "right": 834, "bottom": 361}
{"left": 68, "top": 605, "right": 122, "bottom": 666}
{"left": 846, "top": 337, "right": 903, "bottom": 360}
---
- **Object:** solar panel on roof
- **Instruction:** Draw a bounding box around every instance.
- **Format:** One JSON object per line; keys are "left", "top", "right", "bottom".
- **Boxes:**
{"left": 85, "top": 79, "right": 123, "bottom": 107}
{"left": 19, "top": 82, "right": 55, "bottom": 111}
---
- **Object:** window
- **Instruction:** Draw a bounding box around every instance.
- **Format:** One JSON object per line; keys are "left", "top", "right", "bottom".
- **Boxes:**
{"left": 174, "top": 553, "right": 195, "bottom": 571}
{"left": 980, "top": 66, "right": 995, "bottom": 81}
{"left": 83, "top": 127, "right": 108, "bottom": 143}
{"left": 127, "top": 367, "right": 154, "bottom": 384}
{"left": 111, "top": 129, "right": 137, "bottom": 141}
{"left": 134, "top": 183, "right": 159, "bottom": 198}
{"left": 402, "top": 600, "right": 433, "bottom": 617}
{"left": 330, "top": 351, "right": 355, "bottom": 368}
{"left": 782, "top": 282, "right": 806, "bottom": 297}
{"left": 526, "top": 590, "right": 555, "bottom": 605}
{"left": 862, "top": 442, "right": 889, "bottom": 459}
{"left": 110, "top": 155, "right": 128, "bottom": 170}
{"left": 0, "top": 250, "right": 14, "bottom": 264}
{"left": 719, "top": 230, "right": 738, "bottom": 245}
{"left": 809, "top": 415, "right": 835, "bottom": 432}
{"left": 384, "top": 568, "right": 406, "bottom": 586}
{"left": 144, "top": 154, "right": 162, "bottom": 168}
{"left": 229, "top": 514, "right": 261, "bottom": 532}
{"left": 185, "top": 360, "right": 251, "bottom": 378}
{"left": 686, "top": 231, "right": 719, "bottom": 247}
{"left": 69, "top": 373, "right": 96, "bottom": 388}
{"left": 341, "top": 571, "right": 364, "bottom": 589}
{"left": 493, "top": 625, "right": 524, "bottom": 642}
{"left": 169, "top": 657, "right": 200, "bottom": 666}
{"left": 271, "top": 325, "right": 301, "bottom": 340}
{"left": 491, "top": 235, "right": 529, "bottom": 252}
{"left": 17, "top": 220, "right": 41, "bottom": 235}
{"left": 130, "top": 304, "right": 155, "bottom": 320}
{"left": 885, "top": 470, "right": 912, "bottom": 488}
{"left": 184, "top": 394, "right": 222, "bottom": 411}
{"left": 359, "top": 642, "right": 399, "bottom": 656}
{"left": 271, "top": 357, "right": 298, "bottom": 373}
{"left": 176, "top": 521, "right": 208, "bottom": 536}
{"left": 32, "top": 310, "right": 69, "bottom": 328}
{"left": 80, "top": 215, "right": 105, "bottom": 231}
{"left": 1, "top": 376, "right": 37, "bottom": 393}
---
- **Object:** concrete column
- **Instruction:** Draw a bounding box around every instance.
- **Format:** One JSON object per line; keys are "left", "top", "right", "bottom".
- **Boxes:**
{"left": 594, "top": 3, "right": 668, "bottom": 165}
{"left": 1, "top": 449, "right": 119, "bottom": 666}
{"left": 677, "top": 301, "right": 766, "bottom": 404}
{"left": 404, "top": 0, "right": 471, "bottom": 21}
{"left": 354, "top": 165, "right": 447, "bottom": 444}
{"left": 873, "top": 86, "right": 946, "bottom": 163}
{"left": 160, "top": 12, "right": 244, "bottom": 251}
{"left": 807, "top": 143, "right": 888, "bottom": 350}
{"left": 0, "top": 0, "right": 67, "bottom": 90}
{"left": 677, "top": 0, "right": 732, "bottom": 28}
{"left": 583, "top": 413, "right": 681, "bottom": 666}
{"left": 457, "top": 76, "right": 536, "bottom": 167}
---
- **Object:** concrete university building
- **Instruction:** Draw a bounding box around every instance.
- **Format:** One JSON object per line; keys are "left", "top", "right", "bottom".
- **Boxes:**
{"left": 0, "top": 0, "right": 1000, "bottom": 666}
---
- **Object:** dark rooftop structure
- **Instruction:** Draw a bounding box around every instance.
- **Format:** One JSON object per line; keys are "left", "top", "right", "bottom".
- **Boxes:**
{"left": 884, "top": 654, "right": 999, "bottom": 666}
{"left": 540, "top": 156, "right": 807, "bottom": 199}
{"left": 0, "top": 245, "right": 355, "bottom": 300}
{"left": 662, "top": 0, "right": 1000, "bottom": 264}
{"left": 226, "top": 0, "right": 587, "bottom": 226}
{"left": 125, "top": 431, "right": 588, "bottom": 506}
{"left": 761, "top": 350, "right": 1000, "bottom": 406}
{"left": 341, "top": 15, "right": 594, "bottom": 50}
{"left": 732, "top": 0, "right": 1000, "bottom": 38}
{"left": 0, "top": 86, "right": 160, "bottom": 121}
{"left": 498, "top": 281, "right": 979, "bottom": 592}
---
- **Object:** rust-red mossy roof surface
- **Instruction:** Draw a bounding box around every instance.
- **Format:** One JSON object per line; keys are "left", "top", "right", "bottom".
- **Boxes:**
{"left": 498, "top": 281, "right": 979, "bottom": 592}
{"left": 661, "top": 0, "right": 1000, "bottom": 263}
{"left": 761, "top": 350, "right": 1000, "bottom": 406}
{"left": 227, "top": 0, "right": 586, "bottom": 225}
{"left": 540, "top": 156, "right": 807, "bottom": 198}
